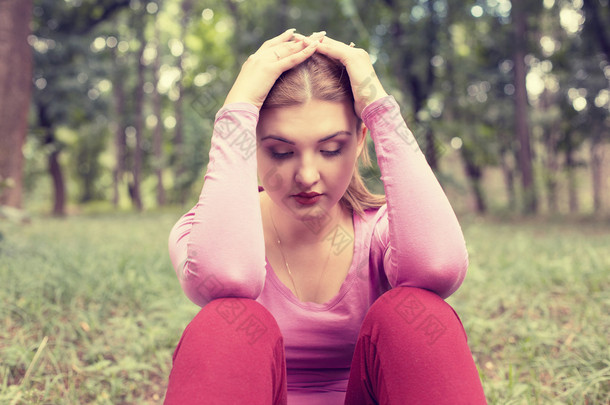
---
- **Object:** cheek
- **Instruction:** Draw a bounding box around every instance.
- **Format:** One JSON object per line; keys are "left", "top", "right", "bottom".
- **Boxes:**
{"left": 258, "top": 156, "right": 289, "bottom": 193}
{"left": 326, "top": 152, "right": 358, "bottom": 192}
{"left": 337, "top": 157, "right": 357, "bottom": 186}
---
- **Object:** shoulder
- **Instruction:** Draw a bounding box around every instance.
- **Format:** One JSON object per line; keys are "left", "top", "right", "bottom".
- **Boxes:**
{"left": 356, "top": 204, "right": 389, "bottom": 244}
{"left": 358, "top": 204, "right": 387, "bottom": 225}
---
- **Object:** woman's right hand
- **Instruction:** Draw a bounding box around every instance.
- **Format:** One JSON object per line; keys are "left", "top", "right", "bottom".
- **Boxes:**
{"left": 223, "top": 29, "right": 326, "bottom": 109}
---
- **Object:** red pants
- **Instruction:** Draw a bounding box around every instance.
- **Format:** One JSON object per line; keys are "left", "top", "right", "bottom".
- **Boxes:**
{"left": 164, "top": 287, "right": 487, "bottom": 404}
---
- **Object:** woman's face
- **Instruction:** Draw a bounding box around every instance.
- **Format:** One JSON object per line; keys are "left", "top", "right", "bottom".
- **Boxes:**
{"left": 257, "top": 99, "right": 365, "bottom": 222}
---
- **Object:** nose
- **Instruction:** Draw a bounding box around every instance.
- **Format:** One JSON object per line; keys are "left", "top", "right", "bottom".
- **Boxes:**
{"left": 294, "top": 156, "right": 320, "bottom": 188}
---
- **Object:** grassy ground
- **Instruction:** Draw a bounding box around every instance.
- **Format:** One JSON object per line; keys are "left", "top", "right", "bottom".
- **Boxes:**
{"left": 0, "top": 211, "right": 608, "bottom": 404}
{"left": 451, "top": 216, "right": 610, "bottom": 404}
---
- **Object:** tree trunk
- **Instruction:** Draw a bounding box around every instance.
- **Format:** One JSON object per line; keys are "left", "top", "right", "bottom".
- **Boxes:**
{"left": 386, "top": 1, "right": 439, "bottom": 170}
{"left": 48, "top": 147, "right": 66, "bottom": 217}
{"left": 500, "top": 148, "right": 517, "bottom": 211}
{"left": 544, "top": 138, "right": 559, "bottom": 214}
{"left": 172, "top": 0, "right": 193, "bottom": 204}
{"left": 153, "top": 14, "right": 165, "bottom": 206}
{"left": 131, "top": 12, "right": 146, "bottom": 212}
{"left": 582, "top": 0, "right": 610, "bottom": 63}
{"left": 38, "top": 104, "right": 66, "bottom": 217}
{"left": 422, "top": 0, "right": 440, "bottom": 170}
{"left": 565, "top": 135, "right": 579, "bottom": 214}
{"left": 512, "top": 0, "right": 537, "bottom": 214}
{"left": 541, "top": 91, "right": 560, "bottom": 214}
{"left": 0, "top": 0, "right": 33, "bottom": 208}
{"left": 112, "top": 38, "right": 127, "bottom": 207}
{"left": 590, "top": 133, "right": 604, "bottom": 214}
{"left": 225, "top": 0, "right": 241, "bottom": 56}
{"left": 424, "top": 128, "right": 439, "bottom": 170}
{"left": 461, "top": 147, "right": 487, "bottom": 214}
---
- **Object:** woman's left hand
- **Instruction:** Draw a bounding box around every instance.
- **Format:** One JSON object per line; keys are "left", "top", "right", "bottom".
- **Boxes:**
{"left": 299, "top": 34, "right": 388, "bottom": 118}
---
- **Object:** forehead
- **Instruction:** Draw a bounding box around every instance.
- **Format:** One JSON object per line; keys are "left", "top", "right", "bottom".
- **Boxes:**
{"left": 257, "top": 99, "right": 357, "bottom": 139}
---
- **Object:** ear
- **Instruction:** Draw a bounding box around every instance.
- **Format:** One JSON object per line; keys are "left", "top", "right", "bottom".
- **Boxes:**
{"left": 356, "top": 122, "right": 368, "bottom": 156}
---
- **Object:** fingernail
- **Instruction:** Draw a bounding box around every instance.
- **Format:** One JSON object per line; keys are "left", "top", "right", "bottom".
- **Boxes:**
{"left": 287, "top": 28, "right": 296, "bottom": 33}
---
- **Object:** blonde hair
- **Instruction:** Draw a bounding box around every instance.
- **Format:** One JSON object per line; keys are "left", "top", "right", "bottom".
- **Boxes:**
{"left": 261, "top": 52, "right": 386, "bottom": 217}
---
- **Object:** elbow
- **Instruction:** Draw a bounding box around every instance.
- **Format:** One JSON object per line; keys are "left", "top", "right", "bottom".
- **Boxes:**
{"left": 425, "top": 250, "right": 468, "bottom": 299}
{"left": 181, "top": 262, "right": 266, "bottom": 307}
{"left": 392, "top": 248, "right": 468, "bottom": 299}
{"left": 431, "top": 258, "right": 468, "bottom": 299}
{"left": 207, "top": 271, "right": 266, "bottom": 301}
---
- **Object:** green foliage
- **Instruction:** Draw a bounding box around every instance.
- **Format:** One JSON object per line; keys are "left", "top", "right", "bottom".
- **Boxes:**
{"left": 24, "top": 0, "right": 609, "bottom": 214}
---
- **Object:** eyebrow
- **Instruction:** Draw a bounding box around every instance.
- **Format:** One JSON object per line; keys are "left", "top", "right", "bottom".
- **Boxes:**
{"left": 260, "top": 131, "right": 352, "bottom": 144}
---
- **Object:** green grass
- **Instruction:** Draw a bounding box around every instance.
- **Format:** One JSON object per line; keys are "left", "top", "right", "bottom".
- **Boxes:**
{"left": 449, "top": 217, "right": 610, "bottom": 404}
{"left": 1, "top": 211, "right": 609, "bottom": 404}
{"left": 0, "top": 211, "right": 199, "bottom": 404}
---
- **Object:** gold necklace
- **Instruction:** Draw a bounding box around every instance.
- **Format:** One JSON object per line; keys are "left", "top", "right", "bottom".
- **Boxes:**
{"left": 269, "top": 205, "right": 338, "bottom": 303}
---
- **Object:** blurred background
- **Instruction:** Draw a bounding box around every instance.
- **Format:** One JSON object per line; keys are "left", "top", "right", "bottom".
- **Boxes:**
{"left": 0, "top": 0, "right": 608, "bottom": 218}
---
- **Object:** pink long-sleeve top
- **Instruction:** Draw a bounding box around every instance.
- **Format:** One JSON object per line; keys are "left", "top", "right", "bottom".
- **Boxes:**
{"left": 168, "top": 95, "right": 469, "bottom": 404}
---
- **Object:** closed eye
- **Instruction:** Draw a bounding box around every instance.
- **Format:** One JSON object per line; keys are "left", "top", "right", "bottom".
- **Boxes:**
{"left": 271, "top": 151, "right": 293, "bottom": 160}
{"left": 322, "top": 149, "right": 342, "bottom": 157}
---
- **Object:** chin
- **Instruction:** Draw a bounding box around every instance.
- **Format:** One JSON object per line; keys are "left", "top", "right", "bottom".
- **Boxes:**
{"left": 279, "top": 194, "right": 336, "bottom": 224}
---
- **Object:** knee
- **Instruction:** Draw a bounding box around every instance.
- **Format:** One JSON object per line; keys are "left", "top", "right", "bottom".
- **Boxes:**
{"left": 167, "top": 299, "right": 288, "bottom": 404}
{"left": 192, "top": 297, "right": 282, "bottom": 340}
{"left": 361, "top": 287, "right": 466, "bottom": 344}
{"left": 195, "top": 297, "right": 279, "bottom": 329}
{"left": 174, "top": 298, "right": 283, "bottom": 361}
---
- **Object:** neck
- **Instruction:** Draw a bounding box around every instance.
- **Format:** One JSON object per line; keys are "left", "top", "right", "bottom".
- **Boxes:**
{"left": 268, "top": 198, "right": 349, "bottom": 246}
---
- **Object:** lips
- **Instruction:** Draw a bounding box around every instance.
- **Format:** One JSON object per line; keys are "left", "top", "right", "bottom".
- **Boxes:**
{"left": 294, "top": 192, "right": 321, "bottom": 198}
{"left": 292, "top": 192, "right": 323, "bottom": 205}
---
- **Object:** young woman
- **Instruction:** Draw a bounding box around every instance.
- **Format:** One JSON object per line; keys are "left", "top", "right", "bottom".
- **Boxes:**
{"left": 164, "top": 29, "right": 487, "bottom": 404}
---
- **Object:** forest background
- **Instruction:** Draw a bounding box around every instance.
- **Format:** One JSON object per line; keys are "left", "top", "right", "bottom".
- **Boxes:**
{"left": 0, "top": 0, "right": 609, "bottom": 404}
{"left": 0, "top": 0, "right": 608, "bottom": 216}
